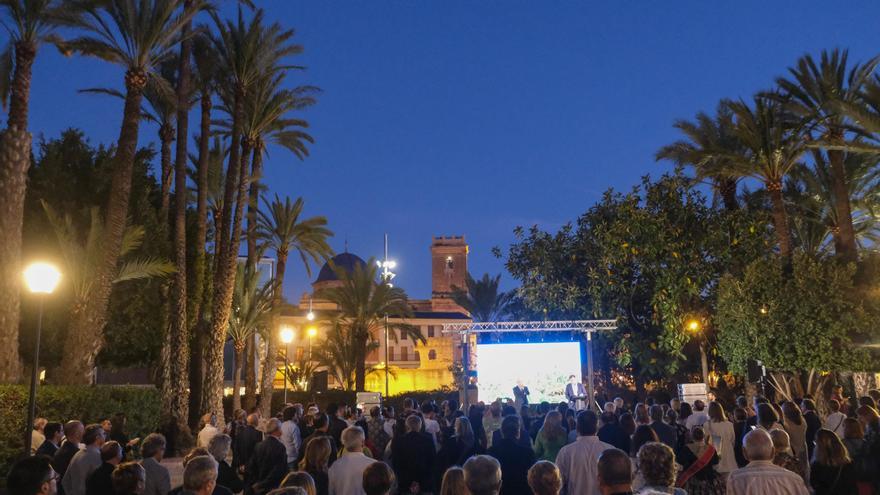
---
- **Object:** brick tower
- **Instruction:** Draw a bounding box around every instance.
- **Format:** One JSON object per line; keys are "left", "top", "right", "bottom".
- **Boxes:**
{"left": 430, "top": 235, "right": 468, "bottom": 312}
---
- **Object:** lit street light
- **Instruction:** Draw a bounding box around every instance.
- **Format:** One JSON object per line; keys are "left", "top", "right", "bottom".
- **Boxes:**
{"left": 23, "top": 262, "right": 61, "bottom": 455}
{"left": 378, "top": 233, "right": 396, "bottom": 400}
{"left": 306, "top": 297, "right": 315, "bottom": 321}
{"left": 280, "top": 326, "right": 294, "bottom": 404}
{"left": 307, "top": 326, "right": 317, "bottom": 361}
{"left": 686, "top": 317, "right": 709, "bottom": 391}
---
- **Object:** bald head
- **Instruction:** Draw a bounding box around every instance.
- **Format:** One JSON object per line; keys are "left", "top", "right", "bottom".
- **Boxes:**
{"left": 743, "top": 429, "right": 774, "bottom": 461}
{"left": 597, "top": 448, "right": 632, "bottom": 489}
{"left": 246, "top": 413, "right": 260, "bottom": 426}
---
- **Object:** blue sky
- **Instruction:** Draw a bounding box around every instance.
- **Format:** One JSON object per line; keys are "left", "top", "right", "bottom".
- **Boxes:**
{"left": 26, "top": 1, "right": 880, "bottom": 302}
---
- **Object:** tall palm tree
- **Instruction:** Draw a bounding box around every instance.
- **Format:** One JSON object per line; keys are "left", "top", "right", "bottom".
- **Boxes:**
{"left": 774, "top": 49, "right": 879, "bottom": 262}
{"left": 656, "top": 104, "right": 743, "bottom": 211}
{"left": 256, "top": 194, "right": 331, "bottom": 416}
{"left": 451, "top": 273, "right": 512, "bottom": 322}
{"left": 54, "top": 0, "right": 198, "bottom": 384}
{"left": 312, "top": 320, "right": 386, "bottom": 392}
{"left": 0, "top": 0, "right": 63, "bottom": 383}
{"left": 228, "top": 261, "right": 273, "bottom": 412}
{"left": 316, "top": 260, "right": 422, "bottom": 392}
{"left": 712, "top": 97, "right": 807, "bottom": 259}
{"left": 201, "top": 7, "right": 302, "bottom": 418}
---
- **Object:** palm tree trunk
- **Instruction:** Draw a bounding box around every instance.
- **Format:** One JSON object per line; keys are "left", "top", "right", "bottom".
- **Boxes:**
{"left": 259, "top": 249, "right": 286, "bottom": 418}
{"left": 232, "top": 342, "right": 244, "bottom": 413}
{"left": 159, "top": 124, "right": 174, "bottom": 222}
{"left": 718, "top": 178, "right": 738, "bottom": 211}
{"left": 188, "top": 92, "right": 211, "bottom": 428}
{"left": 827, "top": 139, "right": 858, "bottom": 262}
{"left": 0, "top": 40, "right": 37, "bottom": 382}
{"left": 243, "top": 335, "right": 257, "bottom": 410}
{"left": 245, "top": 146, "right": 263, "bottom": 410}
{"left": 57, "top": 69, "right": 147, "bottom": 384}
{"left": 767, "top": 179, "right": 792, "bottom": 259}
{"left": 355, "top": 345, "right": 367, "bottom": 392}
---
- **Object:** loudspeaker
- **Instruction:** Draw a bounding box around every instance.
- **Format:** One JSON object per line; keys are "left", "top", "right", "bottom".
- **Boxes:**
{"left": 311, "top": 370, "right": 328, "bottom": 393}
{"left": 747, "top": 360, "right": 764, "bottom": 383}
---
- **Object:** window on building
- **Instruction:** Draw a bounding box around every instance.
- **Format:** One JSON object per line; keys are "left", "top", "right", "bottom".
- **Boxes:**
{"left": 428, "top": 349, "right": 437, "bottom": 360}
{"left": 295, "top": 347, "right": 304, "bottom": 361}
{"left": 428, "top": 325, "right": 435, "bottom": 338}
{"left": 400, "top": 330, "right": 407, "bottom": 340}
{"left": 401, "top": 347, "right": 408, "bottom": 362}
{"left": 414, "top": 350, "right": 421, "bottom": 362}
{"left": 388, "top": 347, "right": 395, "bottom": 362}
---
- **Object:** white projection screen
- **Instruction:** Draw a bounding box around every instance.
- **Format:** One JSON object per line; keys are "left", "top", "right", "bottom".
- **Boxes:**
{"left": 476, "top": 342, "right": 581, "bottom": 404}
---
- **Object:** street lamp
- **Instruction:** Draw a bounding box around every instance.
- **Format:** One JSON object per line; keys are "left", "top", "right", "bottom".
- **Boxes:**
{"left": 307, "top": 326, "right": 317, "bottom": 360}
{"left": 280, "top": 326, "right": 294, "bottom": 404}
{"left": 686, "top": 318, "right": 709, "bottom": 391}
{"left": 306, "top": 297, "right": 315, "bottom": 321}
{"left": 378, "top": 233, "right": 396, "bottom": 400}
{"left": 23, "top": 262, "right": 61, "bottom": 455}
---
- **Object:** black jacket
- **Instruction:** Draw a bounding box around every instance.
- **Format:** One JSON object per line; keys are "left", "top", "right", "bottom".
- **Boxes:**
{"left": 53, "top": 441, "right": 81, "bottom": 476}
{"left": 392, "top": 431, "right": 436, "bottom": 493}
{"left": 598, "top": 423, "right": 631, "bottom": 454}
{"left": 487, "top": 438, "right": 536, "bottom": 495}
{"left": 298, "top": 431, "right": 338, "bottom": 467}
{"left": 85, "top": 462, "right": 116, "bottom": 495}
{"left": 36, "top": 440, "right": 59, "bottom": 458}
{"left": 246, "top": 436, "right": 287, "bottom": 494}
{"left": 218, "top": 460, "right": 244, "bottom": 494}
{"left": 233, "top": 425, "right": 263, "bottom": 472}
{"left": 328, "top": 416, "right": 347, "bottom": 447}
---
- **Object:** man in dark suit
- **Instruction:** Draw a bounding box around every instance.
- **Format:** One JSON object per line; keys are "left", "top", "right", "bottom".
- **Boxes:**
{"left": 492, "top": 406, "right": 533, "bottom": 450}
{"left": 297, "top": 412, "right": 338, "bottom": 468}
{"left": 513, "top": 380, "right": 530, "bottom": 411}
{"left": 54, "top": 421, "right": 84, "bottom": 480}
{"left": 598, "top": 412, "right": 631, "bottom": 454}
{"left": 37, "top": 422, "right": 63, "bottom": 458}
{"left": 326, "top": 403, "right": 348, "bottom": 448}
{"left": 246, "top": 418, "right": 287, "bottom": 495}
{"left": 391, "top": 415, "right": 436, "bottom": 494}
{"left": 564, "top": 375, "right": 587, "bottom": 411}
{"left": 648, "top": 405, "right": 677, "bottom": 452}
{"left": 487, "top": 415, "right": 536, "bottom": 495}
{"left": 233, "top": 413, "right": 263, "bottom": 476}
{"left": 85, "top": 441, "right": 122, "bottom": 495}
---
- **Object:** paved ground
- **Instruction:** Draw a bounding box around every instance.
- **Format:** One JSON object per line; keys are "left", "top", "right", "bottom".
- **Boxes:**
{"left": 161, "top": 457, "right": 185, "bottom": 488}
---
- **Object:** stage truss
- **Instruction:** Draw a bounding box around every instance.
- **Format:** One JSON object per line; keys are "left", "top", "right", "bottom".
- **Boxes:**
{"left": 442, "top": 320, "right": 618, "bottom": 410}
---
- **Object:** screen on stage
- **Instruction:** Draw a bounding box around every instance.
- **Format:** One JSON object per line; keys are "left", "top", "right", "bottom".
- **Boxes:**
{"left": 476, "top": 342, "right": 581, "bottom": 404}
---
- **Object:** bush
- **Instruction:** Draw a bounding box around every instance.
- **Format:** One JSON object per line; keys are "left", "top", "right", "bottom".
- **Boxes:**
{"left": 0, "top": 385, "right": 161, "bottom": 481}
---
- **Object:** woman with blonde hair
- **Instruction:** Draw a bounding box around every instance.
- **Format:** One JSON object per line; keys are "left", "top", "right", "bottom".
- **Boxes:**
{"left": 439, "top": 466, "right": 466, "bottom": 495}
{"left": 703, "top": 401, "right": 736, "bottom": 480}
{"left": 298, "top": 436, "right": 331, "bottom": 495}
{"left": 528, "top": 460, "right": 562, "bottom": 495}
{"left": 280, "top": 471, "right": 316, "bottom": 495}
{"left": 534, "top": 411, "right": 569, "bottom": 462}
{"left": 810, "top": 429, "right": 857, "bottom": 495}
{"left": 782, "top": 401, "right": 809, "bottom": 473}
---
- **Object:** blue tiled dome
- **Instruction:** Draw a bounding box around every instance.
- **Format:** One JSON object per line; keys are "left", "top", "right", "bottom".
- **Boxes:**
{"left": 314, "top": 252, "right": 367, "bottom": 283}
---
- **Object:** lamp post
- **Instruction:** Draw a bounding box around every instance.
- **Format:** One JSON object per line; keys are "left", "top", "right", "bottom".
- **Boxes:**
{"left": 23, "top": 262, "right": 61, "bottom": 455}
{"left": 686, "top": 318, "right": 709, "bottom": 391}
{"left": 307, "top": 326, "right": 317, "bottom": 361}
{"left": 280, "top": 326, "right": 294, "bottom": 404}
{"left": 377, "top": 233, "right": 396, "bottom": 400}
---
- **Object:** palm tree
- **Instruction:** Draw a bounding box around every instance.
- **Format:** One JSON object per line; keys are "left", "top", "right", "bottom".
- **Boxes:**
{"left": 0, "top": 0, "right": 63, "bottom": 383}
{"left": 316, "top": 260, "right": 422, "bottom": 392}
{"left": 451, "top": 273, "right": 512, "bottom": 322}
{"left": 656, "top": 104, "right": 743, "bottom": 211}
{"left": 256, "top": 194, "right": 331, "bottom": 416}
{"left": 228, "top": 261, "right": 273, "bottom": 412}
{"left": 201, "top": 8, "right": 302, "bottom": 418}
{"left": 312, "top": 320, "right": 387, "bottom": 392}
{"left": 774, "top": 49, "right": 879, "bottom": 262}
{"left": 53, "top": 0, "right": 198, "bottom": 384}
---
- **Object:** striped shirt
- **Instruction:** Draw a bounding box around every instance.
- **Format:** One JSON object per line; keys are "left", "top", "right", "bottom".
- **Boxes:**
{"left": 726, "top": 460, "right": 809, "bottom": 495}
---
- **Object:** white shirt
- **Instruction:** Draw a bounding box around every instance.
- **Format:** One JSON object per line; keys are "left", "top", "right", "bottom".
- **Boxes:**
{"left": 555, "top": 435, "right": 613, "bottom": 495}
{"left": 726, "top": 460, "right": 808, "bottom": 495}
{"left": 383, "top": 419, "right": 395, "bottom": 438}
{"left": 424, "top": 417, "right": 441, "bottom": 450}
{"left": 328, "top": 451, "right": 375, "bottom": 495}
{"left": 703, "top": 419, "right": 737, "bottom": 473}
{"left": 824, "top": 411, "right": 847, "bottom": 438}
{"left": 31, "top": 430, "right": 45, "bottom": 454}
{"left": 685, "top": 411, "right": 709, "bottom": 431}
{"left": 197, "top": 424, "right": 220, "bottom": 448}
{"left": 61, "top": 445, "right": 101, "bottom": 495}
{"left": 280, "top": 420, "right": 302, "bottom": 463}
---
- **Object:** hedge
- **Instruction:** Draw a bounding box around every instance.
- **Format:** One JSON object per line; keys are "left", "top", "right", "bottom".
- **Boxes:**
{"left": 0, "top": 385, "right": 161, "bottom": 481}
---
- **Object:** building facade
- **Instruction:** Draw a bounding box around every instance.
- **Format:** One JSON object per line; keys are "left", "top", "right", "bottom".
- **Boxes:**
{"left": 278, "top": 236, "right": 472, "bottom": 395}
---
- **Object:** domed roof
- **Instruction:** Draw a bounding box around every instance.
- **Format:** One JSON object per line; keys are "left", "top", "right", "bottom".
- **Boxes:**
{"left": 314, "top": 252, "right": 367, "bottom": 284}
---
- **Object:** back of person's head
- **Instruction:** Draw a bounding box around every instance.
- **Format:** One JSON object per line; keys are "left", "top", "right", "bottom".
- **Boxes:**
{"left": 743, "top": 429, "right": 774, "bottom": 462}
{"left": 111, "top": 462, "right": 144, "bottom": 495}
{"left": 403, "top": 398, "right": 415, "bottom": 410}
{"left": 299, "top": 436, "right": 331, "bottom": 472}
{"left": 756, "top": 403, "right": 778, "bottom": 427}
{"left": 266, "top": 488, "right": 307, "bottom": 495}
{"left": 860, "top": 396, "right": 877, "bottom": 408}
{"left": 801, "top": 398, "right": 817, "bottom": 412}
{"left": 283, "top": 406, "right": 298, "bottom": 422}
{"left": 207, "top": 434, "right": 232, "bottom": 462}
{"left": 527, "top": 461, "right": 561, "bottom": 495}
{"left": 326, "top": 403, "right": 339, "bottom": 416}
{"left": 312, "top": 412, "right": 329, "bottom": 430}
{"left": 341, "top": 426, "right": 365, "bottom": 452}
{"left": 63, "top": 420, "right": 84, "bottom": 441}
{"left": 597, "top": 448, "right": 633, "bottom": 489}
{"left": 707, "top": 401, "right": 725, "bottom": 422}
{"left": 813, "top": 428, "right": 851, "bottom": 467}
{"left": 857, "top": 405, "right": 880, "bottom": 427}
{"left": 7, "top": 455, "right": 55, "bottom": 495}
{"left": 421, "top": 402, "right": 434, "bottom": 415}
{"left": 246, "top": 413, "right": 260, "bottom": 427}
{"left": 664, "top": 409, "right": 677, "bottom": 425}
{"left": 637, "top": 442, "right": 676, "bottom": 488}
{"left": 43, "top": 422, "right": 62, "bottom": 441}
{"left": 769, "top": 428, "right": 791, "bottom": 454}
{"left": 828, "top": 399, "right": 840, "bottom": 412}
{"left": 693, "top": 400, "right": 705, "bottom": 411}
{"left": 404, "top": 414, "right": 422, "bottom": 433}
{"left": 733, "top": 407, "right": 747, "bottom": 422}
{"left": 576, "top": 410, "right": 599, "bottom": 436}
{"left": 619, "top": 413, "right": 636, "bottom": 436}
{"left": 362, "top": 461, "right": 395, "bottom": 495}
{"left": 679, "top": 402, "right": 692, "bottom": 419}
{"left": 141, "top": 433, "right": 166, "bottom": 459}
{"left": 439, "top": 467, "right": 466, "bottom": 495}
{"left": 500, "top": 415, "right": 520, "bottom": 440}
{"left": 600, "top": 412, "right": 616, "bottom": 426}
{"left": 844, "top": 418, "right": 864, "bottom": 440}
{"left": 463, "top": 456, "right": 502, "bottom": 495}
{"left": 501, "top": 405, "right": 517, "bottom": 417}
{"left": 781, "top": 401, "right": 803, "bottom": 425}
{"left": 454, "top": 416, "right": 474, "bottom": 443}
{"left": 183, "top": 448, "right": 210, "bottom": 467}
{"left": 265, "top": 418, "right": 282, "bottom": 435}
{"left": 630, "top": 425, "right": 659, "bottom": 456}
{"left": 183, "top": 455, "right": 218, "bottom": 491}
{"left": 634, "top": 403, "right": 649, "bottom": 424}
{"left": 649, "top": 405, "right": 663, "bottom": 422}
{"left": 281, "top": 471, "right": 317, "bottom": 495}
{"left": 736, "top": 396, "right": 748, "bottom": 408}
{"left": 100, "top": 441, "right": 123, "bottom": 462}
{"left": 690, "top": 426, "right": 705, "bottom": 443}
{"left": 83, "top": 424, "right": 104, "bottom": 446}
{"left": 370, "top": 406, "right": 381, "bottom": 419}
{"left": 201, "top": 412, "right": 216, "bottom": 427}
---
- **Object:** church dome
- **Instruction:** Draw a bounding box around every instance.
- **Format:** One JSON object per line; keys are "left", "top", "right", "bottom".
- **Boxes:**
{"left": 314, "top": 252, "right": 367, "bottom": 284}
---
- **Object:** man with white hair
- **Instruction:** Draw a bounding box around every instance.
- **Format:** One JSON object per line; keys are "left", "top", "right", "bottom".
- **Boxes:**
{"left": 463, "top": 455, "right": 502, "bottom": 495}
{"left": 328, "top": 426, "right": 375, "bottom": 495}
{"left": 726, "top": 429, "right": 808, "bottom": 494}
{"left": 182, "top": 455, "right": 218, "bottom": 495}
{"left": 197, "top": 413, "right": 219, "bottom": 449}
{"left": 245, "top": 418, "right": 287, "bottom": 495}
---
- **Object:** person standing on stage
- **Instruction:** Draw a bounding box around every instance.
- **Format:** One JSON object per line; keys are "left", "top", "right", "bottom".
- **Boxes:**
{"left": 513, "top": 380, "right": 531, "bottom": 411}
{"left": 565, "top": 375, "right": 587, "bottom": 411}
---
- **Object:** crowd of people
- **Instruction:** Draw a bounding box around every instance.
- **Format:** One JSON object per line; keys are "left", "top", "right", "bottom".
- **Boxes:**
{"left": 8, "top": 387, "right": 880, "bottom": 495}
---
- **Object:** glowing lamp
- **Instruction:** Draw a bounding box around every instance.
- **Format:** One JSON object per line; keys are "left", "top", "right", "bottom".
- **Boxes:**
{"left": 686, "top": 319, "right": 701, "bottom": 333}
{"left": 280, "top": 326, "right": 295, "bottom": 344}
{"left": 307, "top": 327, "right": 317, "bottom": 338}
{"left": 23, "top": 262, "right": 61, "bottom": 294}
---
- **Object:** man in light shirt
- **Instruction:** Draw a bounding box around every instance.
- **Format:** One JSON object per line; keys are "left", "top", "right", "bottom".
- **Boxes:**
{"left": 555, "top": 410, "right": 613, "bottom": 495}
{"left": 280, "top": 405, "right": 303, "bottom": 469}
{"left": 421, "top": 402, "right": 441, "bottom": 450}
{"left": 823, "top": 399, "right": 847, "bottom": 438}
{"left": 329, "top": 426, "right": 375, "bottom": 495}
{"left": 197, "top": 413, "right": 220, "bottom": 449}
{"left": 685, "top": 400, "right": 710, "bottom": 431}
{"left": 726, "top": 429, "right": 808, "bottom": 495}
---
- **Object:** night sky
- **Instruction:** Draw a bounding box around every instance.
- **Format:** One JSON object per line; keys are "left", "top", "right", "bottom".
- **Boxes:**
{"left": 26, "top": 1, "right": 880, "bottom": 303}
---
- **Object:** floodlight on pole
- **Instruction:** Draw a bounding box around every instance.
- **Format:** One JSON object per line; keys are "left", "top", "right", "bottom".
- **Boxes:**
{"left": 379, "top": 233, "right": 395, "bottom": 400}
{"left": 280, "top": 326, "right": 294, "bottom": 404}
{"left": 306, "top": 297, "right": 315, "bottom": 321}
{"left": 22, "top": 261, "right": 61, "bottom": 455}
